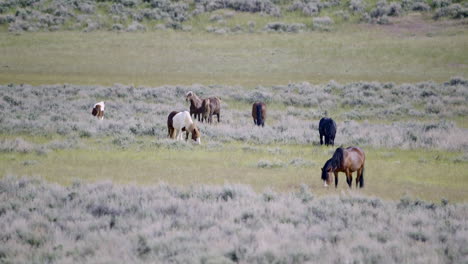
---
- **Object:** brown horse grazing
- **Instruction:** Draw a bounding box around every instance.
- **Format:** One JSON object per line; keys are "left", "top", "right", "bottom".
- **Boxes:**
{"left": 167, "top": 111, "right": 185, "bottom": 139}
{"left": 185, "top": 91, "right": 203, "bottom": 121}
{"left": 252, "top": 102, "right": 266, "bottom": 127}
{"left": 321, "top": 147, "right": 365, "bottom": 188}
{"left": 202, "top": 97, "right": 221, "bottom": 123}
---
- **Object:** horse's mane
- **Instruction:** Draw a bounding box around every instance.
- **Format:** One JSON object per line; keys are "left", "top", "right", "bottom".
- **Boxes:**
{"left": 186, "top": 91, "right": 202, "bottom": 104}
{"left": 331, "top": 147, "right": 344, "bottom": 168}
{"left": 321, "top": 147, "right": 344, "bottom": 181}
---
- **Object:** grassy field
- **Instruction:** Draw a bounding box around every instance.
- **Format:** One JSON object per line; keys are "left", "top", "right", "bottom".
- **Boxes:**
{"left": 1, "top": 138, "right": 467, "bottom": 202}
{"left": 0, "top": 22, "right": 467, "bottom": 86}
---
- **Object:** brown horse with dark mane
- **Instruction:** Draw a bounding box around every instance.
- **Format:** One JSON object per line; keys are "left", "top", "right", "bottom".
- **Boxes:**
{"left": 185, "top": 91, "right": 203, "bottom": 121}
{"left": 201, "top": 97, "right": 221, "bottom": 123}
{"left": 252, "top": 102, "right": 266, "bottom": 127}
{"left": 321, "top": 146, "right": 365, "bottom": 188}
{"left": 186, "top": 91, "right": 221, "bottom": 123}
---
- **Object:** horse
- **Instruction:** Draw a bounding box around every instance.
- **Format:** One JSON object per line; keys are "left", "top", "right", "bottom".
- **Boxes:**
{"left": 171, "top": 111, "right": 201, "bottom": 144}
{"left": 319, "top": 117, "right": 336, "bottom": 146}
{"left": 201, "top": 99, "right": 211, "bottom": 123}
{"left": 321, "top": 146, "right": 365, "bottom": 188}
{"left": 252, "top": 102, "right": 266, "bottom": 127}
{"left": 92, "top": 101, "right": 105, "bottom": 120}
{"left": 202, "top": 97, "right": 221, "bottom": 123}
{"left": 185, "top": 91, "right": 203, "bottom": 122}
{"left": 167, "top": 111, "right": 186, "bottom": 138}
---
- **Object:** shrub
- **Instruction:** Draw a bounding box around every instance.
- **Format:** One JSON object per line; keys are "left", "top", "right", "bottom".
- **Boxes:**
{"left": 1, "top": 177, "right": 467, "bottom": 263}
{"left": 312, "top": 16, "right": 333, "bottom": 30}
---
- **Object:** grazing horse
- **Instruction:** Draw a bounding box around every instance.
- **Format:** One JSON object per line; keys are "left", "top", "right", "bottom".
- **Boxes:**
{"left": 321, "top": 147, "right": 365, "bottom": 188}
{"left": 171, "top": 111, "right": 201, "bottom": 144}
{"left": 202, "top": 97, "right": 221, "bottom": 123}
{"left": 319, "top": 117, "right": 336, "bottom": 146}
{"left": 167, "top": 111, "right": 186, "bottom": 138}
{"left": 185, "top": 91, "right": 203, "bottom": 121}
{"left": 92, "top": 101, "right": 105, "bottom": 120}
{"left": 252, "top": 102, "right": 266, "bottom": 127}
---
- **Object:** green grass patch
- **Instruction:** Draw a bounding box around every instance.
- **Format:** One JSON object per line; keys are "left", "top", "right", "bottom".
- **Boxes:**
{"left": 1, "top": 139, "right": 467, "bottom": 202}
{"left": 0, "top": 26, "right": 466, "bottom": 86}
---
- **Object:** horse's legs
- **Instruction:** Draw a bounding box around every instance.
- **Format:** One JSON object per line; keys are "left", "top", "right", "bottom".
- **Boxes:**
{"left": 356, "top": 169, "right": 361, "bottom": 188}
{"left": 346, "top": 169, "right": 352, "bottom": 188}
{"left": 334, "top": 171, "right": 339, "bottom": 188}
{"left": 320, "top": 134, "right": 323, "bottom": 145}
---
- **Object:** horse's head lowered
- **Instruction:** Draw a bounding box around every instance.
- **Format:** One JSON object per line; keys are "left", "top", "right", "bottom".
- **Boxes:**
{"left": 321, "top": 160, "right": 334, "bottom": 187}
{"left": 188, "top": 124, "right": 201, "bottom": 144}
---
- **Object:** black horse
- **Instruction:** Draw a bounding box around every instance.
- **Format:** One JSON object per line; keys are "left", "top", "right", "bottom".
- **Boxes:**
{"left": 319, "top": 117, "right": 336, "bottom": 146}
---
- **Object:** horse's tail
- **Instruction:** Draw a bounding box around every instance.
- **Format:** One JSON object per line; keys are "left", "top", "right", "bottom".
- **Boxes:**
{"left": 256, "top": 103, "right": 263, "bottom": 126}
{"left": 359, "top": 167, "right": 365, "bottom": 188}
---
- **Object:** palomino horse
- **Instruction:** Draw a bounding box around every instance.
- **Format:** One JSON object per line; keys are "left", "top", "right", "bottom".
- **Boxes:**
{"left": 170, "top": 111, "right": 201, "bottom": 144}
{"left": 321, "top": 147, "right": 365, "bottom": 188}
{"left": 319, "top": 117, "right": 336, "bottom": 146}
{"left": 252, "top": 102, "right": 266, "bottom": 127}
{"left": 186, "top": 91, "right": 221, "bottom": 123}
{"left": 92, "top": 101, "right": 105, "bottom": 120}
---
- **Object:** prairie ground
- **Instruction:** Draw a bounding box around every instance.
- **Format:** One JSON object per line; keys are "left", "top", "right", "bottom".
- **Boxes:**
{"left": 0, "top": 20, "right": 467, "bottom": 86}
{"left": 1, "top": 140, "right": 468, "bottom": 202}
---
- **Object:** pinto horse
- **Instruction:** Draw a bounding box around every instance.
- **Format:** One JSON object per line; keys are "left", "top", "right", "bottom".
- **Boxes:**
{"left": 167, "top": 111, "right": 186, "bottom": 138}
{"left": 252, "top": 102, "right": 266, "bottom": 127}
{"left": 321, "top": 147, "right": 365, "bottom": 188}
{"left": 92, "top": 101, "right": 105, "bottom": 120}
{"left": 319, "top": 117, "right": 336, "bottom": 146}
{"left": 170, "top": 111, "right": 201, "bottom": 144}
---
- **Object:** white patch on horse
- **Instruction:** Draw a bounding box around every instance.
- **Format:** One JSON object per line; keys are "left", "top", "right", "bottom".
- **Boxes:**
{"left": 172, "top": 111, "right": 200, "bottom": 143}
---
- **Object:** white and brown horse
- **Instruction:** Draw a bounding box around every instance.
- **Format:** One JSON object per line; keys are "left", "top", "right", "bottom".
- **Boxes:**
{"left": 92, "top": 101, "right": 105, "bottom": 120}
{"left": 168, "top": 111, "right": 201, "bottom": 144}
{"left": 321, "top": 147, "right": 365, "bottom": 188}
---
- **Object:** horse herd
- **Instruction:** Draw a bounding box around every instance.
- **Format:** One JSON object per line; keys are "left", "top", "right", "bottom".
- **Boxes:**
{"left": 91, "top": 91, "right": 365, "bottom": 189}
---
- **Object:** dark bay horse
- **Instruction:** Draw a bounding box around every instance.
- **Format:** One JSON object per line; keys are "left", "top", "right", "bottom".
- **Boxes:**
{"left": 186, "top": 91, "right": 203, "bottom": 121}
{"left": 321, "top": 147, "right": 365, "bottom": 188}
{"left": 186, "top": 91, "right": 221, "bottom": 123}
{"left": 252, "top": 102, "right": 266, "bottom": 127}
{"left": 319, "top": 117, "right": 336, "bottom": 146}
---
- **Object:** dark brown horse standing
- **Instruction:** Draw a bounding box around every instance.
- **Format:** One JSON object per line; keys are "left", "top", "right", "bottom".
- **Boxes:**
{"left": 186, "top": 91, "right": 221, "bottom": 123}
{"left": 252, "top": 102, "right": 266, "bottom": 127}
{"left": 321, "top": 147, "right": 365, "bottom": 188}
{"left": 185, "top": 91, "right": 203, "bottom": 121}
